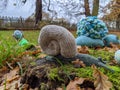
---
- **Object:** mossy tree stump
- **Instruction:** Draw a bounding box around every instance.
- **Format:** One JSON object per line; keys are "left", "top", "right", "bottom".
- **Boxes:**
{"left": 20, "top": 57, "right": 72, "bottom": 90}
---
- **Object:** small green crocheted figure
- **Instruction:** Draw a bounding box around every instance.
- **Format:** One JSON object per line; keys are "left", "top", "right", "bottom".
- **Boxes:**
{"left": 13, "top": 30, "right": 29, "bottom": 46}
{"left": 19, "top": 38, "right": 29, "bottom": 46}
{"left": 13, "top": 30, "right": 36, "bottom": 50}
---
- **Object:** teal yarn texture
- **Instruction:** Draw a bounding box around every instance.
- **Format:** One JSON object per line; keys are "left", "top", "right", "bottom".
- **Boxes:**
{"left": 77, "top": 16, "right": 108, "bottom": 39}
{"left": 76, "top": 36, "right": 104, "bottom": 47}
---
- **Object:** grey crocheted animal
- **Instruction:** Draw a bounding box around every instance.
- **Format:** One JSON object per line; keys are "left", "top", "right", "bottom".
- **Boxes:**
{"left": 38, "top": 25, "right": 114, "bottom": 72}
{"left": 38, "top": 25, "right": 77, "bottom": 58}
{"left": 76, "top": 54, "right": 114, "bottom": 72}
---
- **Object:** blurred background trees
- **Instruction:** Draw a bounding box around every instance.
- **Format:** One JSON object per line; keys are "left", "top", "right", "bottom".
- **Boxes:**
{"left": 0, "top": 0, "right": 119, "bottom": 30}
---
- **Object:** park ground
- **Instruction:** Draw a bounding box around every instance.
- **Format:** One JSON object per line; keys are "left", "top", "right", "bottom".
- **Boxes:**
{"left": 0, "top": 30, "right": 120, "bottom": 90}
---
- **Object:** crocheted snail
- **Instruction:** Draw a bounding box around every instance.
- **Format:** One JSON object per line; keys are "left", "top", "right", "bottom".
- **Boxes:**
{"left": 38, "top": 25, "right": 114, "bottom": 72}
{"left": 38, "top": 25, "right": 77, "bottom": 58}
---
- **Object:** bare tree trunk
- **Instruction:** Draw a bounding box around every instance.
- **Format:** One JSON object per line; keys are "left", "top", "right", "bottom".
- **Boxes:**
{"left": 84, "top": 0, "right": 91, "bottom": 16}
{"left": 47, "top": 0, "right": 57, "bottom": 22}
{"left": 48, "top": 0, "right": 51, "bottom": 11}
{"left": 9, "top": 17, "right": 12, "bottom": 27}
{"left": 35, "top": 0, "right": 42, "bottom": 27}
{"left": 20, "top": 17, "right": 24, "bottom": 28}
{"left": 92, "top": 0, "right": 99, "bottom": 16}
{"left": 116, "top": 14, "right": 120, "bottom": 30}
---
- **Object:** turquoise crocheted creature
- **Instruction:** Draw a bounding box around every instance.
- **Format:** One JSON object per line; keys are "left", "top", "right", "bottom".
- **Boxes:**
{"left": 103, "top": 34, "right": 120, "bottom": 46}
{"left": 76, "top": 36, "right": 104, "bottom": 47}
{"left": 77, "top": 16, "right": 108, "bottom": 39}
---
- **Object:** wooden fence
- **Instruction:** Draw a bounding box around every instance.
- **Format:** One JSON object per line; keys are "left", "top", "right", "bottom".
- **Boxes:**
{"left": 0, "top": 16, "right": 120, "bottom": 31}
{"left": 0, "top": 16, "right": 36, "bottom": 30}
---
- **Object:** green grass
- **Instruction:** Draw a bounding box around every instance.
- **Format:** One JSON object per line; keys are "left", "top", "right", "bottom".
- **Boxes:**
{"left": 0, "top": 30, "right": 40, "bottom": 67}
{"left": 23, "top": 30, "right": 40, "bottom": 45}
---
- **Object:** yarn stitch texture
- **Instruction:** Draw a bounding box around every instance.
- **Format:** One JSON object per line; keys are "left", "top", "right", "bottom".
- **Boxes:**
{"left": 77, "top": 16, "right": 108, "bottom": 39}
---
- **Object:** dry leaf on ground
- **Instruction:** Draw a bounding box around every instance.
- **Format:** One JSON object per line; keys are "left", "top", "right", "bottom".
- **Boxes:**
{"left": 57, "top": 87, "right": 64, "bottom": 90}
{"left": 0, "top": 67, "right": 21, "bottom": 90}
{"left": 72, "top": 59, "right": 86, "bottom": 68}
{"left": 77, "top": 46, "right": 89, "bottom": 54}
{"left": 99, "top": 43, "right": 119, "bottom": 52}
{"left": 92, "top": 65, "right": 112, "bottom": 90}
{"left": 66, "top": 77, "right": 85, "bottom": 90}
{"left": 37, "top": 53, "right": 47, "bottom": 58}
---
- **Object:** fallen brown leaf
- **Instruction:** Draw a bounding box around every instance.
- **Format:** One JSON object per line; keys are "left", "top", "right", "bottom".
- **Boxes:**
{"left": 21, "top": 84, "right": 29, "bottom": 90}
{"left": 92, "top": 65, "right": 112, "bottom": 90}
{"left": 66, "top": 77, "right": 85, "bottom": 90}
{"left": 72, "top": 59, "right": 86, "bottom": 68}
{"left": 98, "top": 43, "right": 119, "bottom": 53}
{"left": 3, "top": 67, "right": 19, "bottom": 83}
{"left": 0, "top": 67, "right": 20, "bottom": 90}
{"left": 37, "top": 53, "right": 47, "bottom": 58}
{"left": 0, "top": 77, "right": 21, "bottom": 90}
{"left": 7, "top": 75, "right": 20, "bottom": 83}
{"left": 77, "top": 46, "right": 89, "bottom": 54}
{"left": 109, "top": 60, "right": 118, "bottom": 65}
{"left": 110, "top": 43, "right": 119, "bottom": 50}
{"left": 57, "top": 87, "right": 64, "bottom": 90}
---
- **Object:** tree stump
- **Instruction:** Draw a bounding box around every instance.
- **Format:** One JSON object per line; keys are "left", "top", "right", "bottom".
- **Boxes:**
{"left": 20, "top": 56, "right": 72, "bottom": 90}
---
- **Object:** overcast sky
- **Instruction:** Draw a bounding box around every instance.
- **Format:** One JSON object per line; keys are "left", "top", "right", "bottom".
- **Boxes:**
{"left": 0, "top": 0, "right": 36, "bottom": 18}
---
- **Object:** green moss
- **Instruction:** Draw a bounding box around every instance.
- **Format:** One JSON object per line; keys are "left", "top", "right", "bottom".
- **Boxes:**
{"left": 89, "top": 49, "right": 114, "bottom": 61}
{"left": 47, "top": 54, "right": 120, "bottom": 90}
{"left": 103, "top": 65, "right": 120, "bottom": 90}
{"left": 48, "top": 67, "right": 64, "bottom": 82}
{"left": 61, "top": 65, "right": 93, "bottom": 79}
{"left": 48, "top": 64, "right": 93, "bottom": 81}
{"left": 88, "top": 49, "right": 120, "bottom": 89}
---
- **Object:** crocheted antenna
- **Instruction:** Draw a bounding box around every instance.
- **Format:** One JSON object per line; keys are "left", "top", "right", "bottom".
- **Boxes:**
{"left": 38, "top": 25, "right": 77, "bottom": 58}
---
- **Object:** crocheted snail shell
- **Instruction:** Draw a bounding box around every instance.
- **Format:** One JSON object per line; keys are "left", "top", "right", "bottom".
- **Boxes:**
{"left": 38, "top": 25, "right": 77, "bottom": 58}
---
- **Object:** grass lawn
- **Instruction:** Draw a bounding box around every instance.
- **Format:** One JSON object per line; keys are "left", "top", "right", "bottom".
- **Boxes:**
{"left": 0, "top": 30, "right": 40, "bottom": 44}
